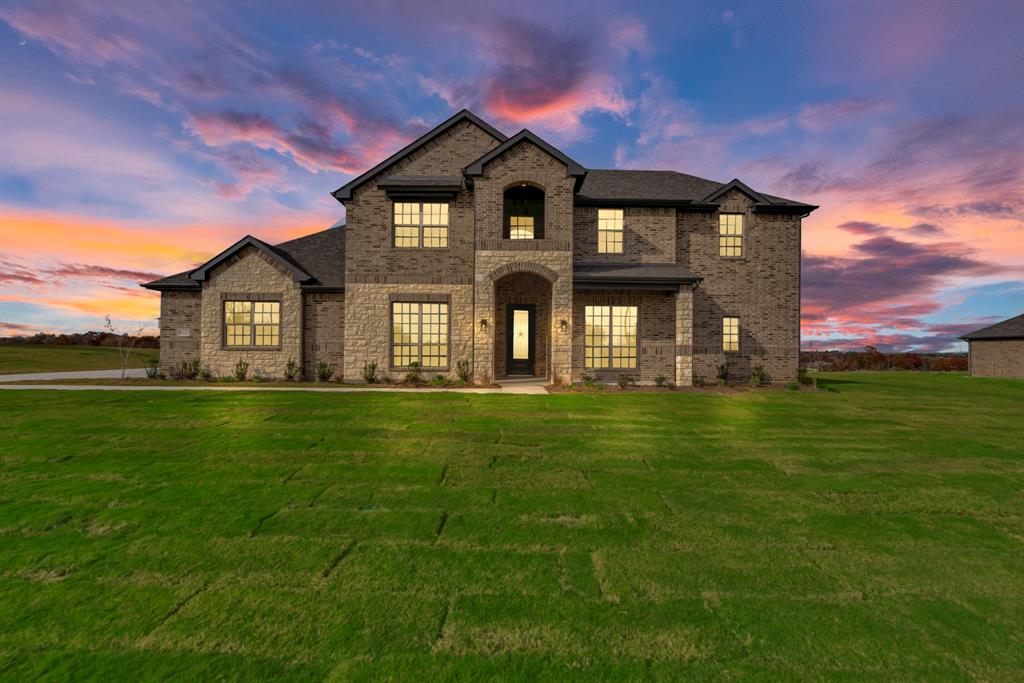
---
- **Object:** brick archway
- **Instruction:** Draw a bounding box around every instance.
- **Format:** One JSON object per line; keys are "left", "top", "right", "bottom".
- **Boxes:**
{"left": 486, "top": 261, "right": 559, "bottom": 284}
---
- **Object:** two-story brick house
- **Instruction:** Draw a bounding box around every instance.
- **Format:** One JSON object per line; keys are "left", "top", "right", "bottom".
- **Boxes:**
{"left": 144, "top": 110, "right": 816, "bottom": 385}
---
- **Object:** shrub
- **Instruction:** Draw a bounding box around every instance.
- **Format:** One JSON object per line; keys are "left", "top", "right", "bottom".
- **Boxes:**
{"left": 199, "top": 365, "right": 214, "bottom": 381}
{"left": 429, "top": 374, "right": 448, "bottom": 387}
{"left": 233, "top": 360, "right": 249, "bottom": 382}
{"left": 455, "top": 359, "right": 471, "bottom": 383}
{"left": 786, "top": 381, "right": 801, "bottom": 391}
{"left": 617, "top": 374, "right": 635, "bottom": 390}
{"left": 750, "top": 365, "right": 766, "bottom": 387}
{"left": 179, "top": 359, "right": 201, "bottom": 380}
{"left": 798, "top": 366, "right": 813, "bottom": 386}
{"left": 316, "top": 362, "right": 334, "bottom": 382}
{"left": 144, "top": 359, "right": 159, "bottom": 379}
{"left": 284, "top": 359, "right": 300, "bottom": 381}
{"left": 654, "top": 375, "right": 668, "bottom": 387}
{"left": 219, "top": 375, "right": 235, "bottom": 383}
{"left": 404, "top": 361, "right": 423, "bottom": 385}
{"left": 716, "top": 363, "right": 729, "bottom": 386}
{"left": 362, "top": 361, "right": 378, "bottom": 383}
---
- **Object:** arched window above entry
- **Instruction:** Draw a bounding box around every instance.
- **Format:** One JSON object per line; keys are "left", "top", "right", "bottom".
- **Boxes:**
{"left": 503, "top": 185, "right": 544, "bottom": 240}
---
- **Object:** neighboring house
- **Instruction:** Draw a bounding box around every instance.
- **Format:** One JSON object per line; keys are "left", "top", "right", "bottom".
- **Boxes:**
{"left": 143, "top": 110, "right": 817, "bottom": 384}
{"left": 960, "top": 314, "right": 1024, "bottom": 379}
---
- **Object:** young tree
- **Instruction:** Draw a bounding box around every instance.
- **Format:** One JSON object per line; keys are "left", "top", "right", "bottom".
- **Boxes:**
{"left": 103, "top": 316, "right": 146, "bottom": 381}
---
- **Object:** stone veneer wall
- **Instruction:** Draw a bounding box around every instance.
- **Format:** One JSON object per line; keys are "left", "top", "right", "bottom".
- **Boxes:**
{"left": 494, "top": 272, "right": 551, "bottom": 378}
{"left": 571, "top": 289, "right": 677, "bottom": 383}
{"left": 199, "top": 247, "right": 302, "bottom": 379}
{"left": 343, "top": 283, "right": 473, "bottom": 382}
{"left": 573, "top": 206, "right": 676, "bottom": 263}
{"left": 969, "top": 339, "right": 1024, "bottom": 378}
{"left": 680, "top": 189, "right": 801, "bottom": 384}
{"left": 302, "top": 292, "right": 344, "bottom": 380}
{"left": 158, "top": 290, "right": 201, "bottom": 374}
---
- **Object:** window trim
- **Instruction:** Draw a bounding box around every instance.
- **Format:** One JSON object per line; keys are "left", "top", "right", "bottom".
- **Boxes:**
{"left": 597, "top": 208, "right": 624, "bottom": 254}
{"left": 392, "top": 201, "right": 450, "bottom": 249}
{"left": 503, "top": 185, "right": 545, "bottom": 240}
{"left": 722, "top": 316, "right": 740, "bottom": 353}
{"left": 221, "top": 297, "right": 282, "bottom": 349}
{"left": 718, "top": 212, "right": 745, "bottom": 258}
{"left": 388, "top": 296, "right": 451, "bottom": 371}
{"left": 584, "top": 304, "right": 638, "bottom": 371}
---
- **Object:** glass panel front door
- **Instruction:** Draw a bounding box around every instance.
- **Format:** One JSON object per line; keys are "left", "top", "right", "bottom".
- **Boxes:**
{"left": 506, "top": 304, "right": 535, "bottom": 375}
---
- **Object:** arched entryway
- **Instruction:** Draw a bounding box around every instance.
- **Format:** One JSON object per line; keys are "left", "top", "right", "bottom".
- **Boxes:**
{"left": 493, "top": 271, "right": 553, "bottom": 379}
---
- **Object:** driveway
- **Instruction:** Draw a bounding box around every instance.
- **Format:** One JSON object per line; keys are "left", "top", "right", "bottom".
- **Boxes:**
{"left": 0, "top": 368, "right": 148, "bottom": 383}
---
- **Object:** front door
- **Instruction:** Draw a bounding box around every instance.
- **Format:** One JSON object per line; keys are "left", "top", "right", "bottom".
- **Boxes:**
{"left": 506, "top": 304, "right": 535, "bottom": 375}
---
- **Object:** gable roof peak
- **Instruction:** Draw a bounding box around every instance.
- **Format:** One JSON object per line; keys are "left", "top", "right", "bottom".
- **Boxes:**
{"left": 188, "top": 234, "right": 311, "bottom": 283}
{"left": 463, "top": 128, "right": 586, "bottom": 178}
{"left": 702, "top": 178, "right": 768, "bottom": 204}
{"left": 331, "top": 109, "right": 507, "bottom": 203}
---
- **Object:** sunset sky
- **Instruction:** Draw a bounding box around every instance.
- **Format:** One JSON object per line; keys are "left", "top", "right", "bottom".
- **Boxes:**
{"left": 1, "top": 0, "right": 1021, "bottom": 351}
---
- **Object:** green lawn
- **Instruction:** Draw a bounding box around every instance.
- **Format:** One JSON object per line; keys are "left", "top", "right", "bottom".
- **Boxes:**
{"left": 0, "top": 373, "right": 1021, "bottom": 680}
{"left": 0, "top": 345, "right": 159, "bottom": 374}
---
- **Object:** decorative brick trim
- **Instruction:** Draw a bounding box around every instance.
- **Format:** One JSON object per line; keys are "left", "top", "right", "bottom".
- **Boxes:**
{"left": 486, "top": 260, "right": 560, "bottom": 283}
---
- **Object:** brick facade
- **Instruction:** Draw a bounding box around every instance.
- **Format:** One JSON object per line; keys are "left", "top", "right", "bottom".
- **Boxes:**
{"left": 158, "top": 290, "right": 201, "bottom": 375}
{"left": 154, "top": 112, "right": 809, "bottom": 386}
{"left": 969, "top": 340, "right": 1024, "bottom": 379}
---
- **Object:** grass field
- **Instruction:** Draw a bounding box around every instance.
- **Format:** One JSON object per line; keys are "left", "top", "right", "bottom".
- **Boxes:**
{"left": 1, "top": 373, "right": 1021, "bottom": 680}
{"left": 0, "top": 345, "right": 159, "bottom": 374}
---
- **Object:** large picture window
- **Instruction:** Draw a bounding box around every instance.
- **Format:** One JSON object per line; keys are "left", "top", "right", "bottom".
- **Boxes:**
{"left": 394, "top": 202, "right": 448, "bottom": 248}
{"left": 224, "top": 300, "right": 280, "bottom": 347}
{"left": 719, "top": 214, "right": 744, "bottom": 257}
{"left": 597, "top": 209, "right": 624, "bottom": 253}
{"left": 391, "top": 301, "right": 448, "bottom": 368}
{"left": 722, "top": 316, "right": 740, "bottom": 352}
{"left": 584, "top": 305, "right": 637, "bottom": 369}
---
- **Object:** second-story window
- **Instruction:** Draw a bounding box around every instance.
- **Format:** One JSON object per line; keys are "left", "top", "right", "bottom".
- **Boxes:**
{"left": 504, "top": 185, "right": 545, "bottom": 240}
{"left": 394, "top": 202, "right": 448, "bottom": 248}
{"left": 719, "top": 213, "right": 744, "bottom": 257}
{"left": 597, "top": 209, "right": 624, "bottom": 253}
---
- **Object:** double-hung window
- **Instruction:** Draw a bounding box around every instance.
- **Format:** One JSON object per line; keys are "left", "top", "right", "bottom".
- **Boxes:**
{"left": 722, "top": 316, "right": 740, "bottom": 352}
{"left": 224, "top": 300, "right": 280, "bottom": 347}
{"left": 391, "top": 301, "right": 449, "bottom": 368}
{"left": 719, "top": 213, "right": 744, "bottom": 257}
{"left": 394, "top": 202, "right": 448, "bottom": 248}
{"left": 584, "top": 305, "right": 637, "bottom": 369}
{"left": 598, "top": 209, "right": 624, "bottom": 253}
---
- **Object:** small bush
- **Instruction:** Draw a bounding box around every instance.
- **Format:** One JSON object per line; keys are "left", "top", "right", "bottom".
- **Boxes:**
{"left": 455, "top": 359, "right": 471, "bottom": 383}
{"left": 362, "top": 361, "right": 378, "bottom": 383}
{"left": 284, "top": 359, "right": 300, "bottom": 381}
{"left": 251, "top": 371, "right": 267, "bottom": 383}
{"left": 786, "top": 381, "right": 801, "bottom": 391}
{"left": 144, "top": 359, "right": 159, "bottom": 379}
{"left": 404, "top": 361, "right": 423, "bottom": 385}
{"left": 716, "top": 363, "right": 729, "bottom": 386}
{"left": 179, "top": 359, "right": 201, "bottom": 380}
{"left": 617, "top": 374, "right": 635, "bottom": 390}
{"left": 219, "top": 375, "right": 235, "bottom": 383}
{"left": 429, "top": 374, "right": 448, "bottom": 387}
{"left": 199, "top": 365, "right": 214, "bottom": 381}
{"left": 316, "top": 362, "right": 335, "bottom": 382}
{"left": 798, "top": 366, "right": 814, "bottom": 386}
{"left": 654, "top": 375, "right": 668, "bottom": 387}
{"left": 233, "top": 360, "right": 249, "bottom": 382}
{"left": 750, "top": 365, "right": 766, "bottom": 387}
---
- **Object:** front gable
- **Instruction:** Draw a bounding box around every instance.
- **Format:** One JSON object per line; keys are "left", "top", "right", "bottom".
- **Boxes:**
{"left": 702, "top": 178, "right": 767, "bottom": 205}
{"left": 190, "top": 236, "right": 311, "bottom": 284}
{"left": 463, "top": 129, "right": 586, "bottom": 183}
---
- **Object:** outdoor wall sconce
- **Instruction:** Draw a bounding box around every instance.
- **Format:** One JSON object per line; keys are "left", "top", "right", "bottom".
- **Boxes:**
{"left": 479, "top": 319, "right": 488, "bottom": 331}
{"left": 559, "top": 319, "right": 568, "bottom": 332}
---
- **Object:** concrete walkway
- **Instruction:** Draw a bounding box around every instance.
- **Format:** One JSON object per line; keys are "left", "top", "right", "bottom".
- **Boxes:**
{"left": 0, "top": 383, "right": 517, "bottom": 394}
{"left": 0, "top": 368, "right": 148, "bottom": 383}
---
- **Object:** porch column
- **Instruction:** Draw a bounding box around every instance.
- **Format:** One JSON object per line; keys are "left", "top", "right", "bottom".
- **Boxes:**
{"left": 473, "top": 274, "right": 495, "bottom": 384}
{"left": 550, "top": 275, "right": 573, "bottom": 384}
{"left": 675, "top": 284, "right": 694, "bottom": 386}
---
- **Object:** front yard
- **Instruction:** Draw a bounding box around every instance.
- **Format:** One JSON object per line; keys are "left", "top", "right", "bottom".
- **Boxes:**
{"left": 0, "top": 373, "right": 1021, "bottom": 680}
{"left": 0, "top": 345, "right": 159, "bottom": 374}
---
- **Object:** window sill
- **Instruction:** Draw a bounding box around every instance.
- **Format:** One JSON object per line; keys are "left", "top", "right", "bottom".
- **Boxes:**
{"left": 222, "top": 346, "right": 284, "bottom": 351}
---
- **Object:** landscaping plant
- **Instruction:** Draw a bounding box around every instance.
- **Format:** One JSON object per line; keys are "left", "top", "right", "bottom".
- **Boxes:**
{"left": 362, "top": 361, "right": 378, "bottom": 383}
{"left": 233, "top": 360, "right": 249, "bottom": 381}
{"left": 316, "top": 362, "right": 334, "bottom": 382}
{"left": 284, "top": 359, "right": 300, "bottom": 381}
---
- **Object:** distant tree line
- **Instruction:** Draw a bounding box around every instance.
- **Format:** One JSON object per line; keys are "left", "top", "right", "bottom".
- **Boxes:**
{"left": 801, "top": 346, "right": 967, "bottom": 372}
{"left": 0, "top": 331, "right": 159, "bottom": 349}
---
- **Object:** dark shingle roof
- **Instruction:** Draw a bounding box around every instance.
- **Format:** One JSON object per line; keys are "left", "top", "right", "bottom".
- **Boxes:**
{"left": 576, "top": 169, "right": 814, "bottom": 210}
{"left": 142, "top": 224, "right": 345, "bottom": 291}
{"left": 378, "top": 175, "right": 464, "bottom": 189}
{"left": 574, "top": 262, "right": 702, "bottom": 289}
{"left": 960, "top": 314, "right": 1024, "bottom": 340}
